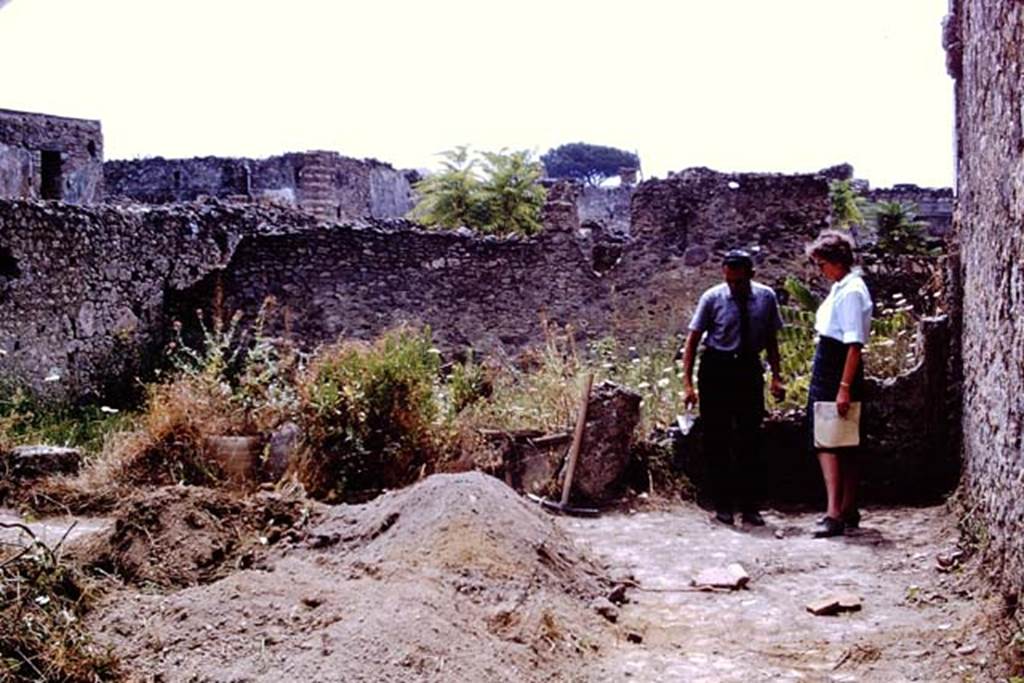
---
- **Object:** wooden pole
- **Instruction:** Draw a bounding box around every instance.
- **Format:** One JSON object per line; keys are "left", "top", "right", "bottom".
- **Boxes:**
{"left": 560, "top": 373, "right": 594, "bottom": 507}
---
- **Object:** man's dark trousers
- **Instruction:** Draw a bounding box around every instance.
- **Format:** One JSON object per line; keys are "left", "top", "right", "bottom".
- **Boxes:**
{"left": 697, "top": 349, "right": 765, "bottom": 514}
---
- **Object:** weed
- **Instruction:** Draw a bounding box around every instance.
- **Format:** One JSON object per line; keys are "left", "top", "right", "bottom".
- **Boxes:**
{"left": 296, "top": 326, "right": 442, "bottom": 500}
{"left": 0, "top": 524, "right": 121, "bottom": 681}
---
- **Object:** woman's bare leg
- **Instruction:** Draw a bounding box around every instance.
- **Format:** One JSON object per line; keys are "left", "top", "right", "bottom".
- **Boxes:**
{"left": 817, "top": 451, "right": 842, "bottom": 519}
{"left": 839, "top": 453, "right": 859, "bottom": 516}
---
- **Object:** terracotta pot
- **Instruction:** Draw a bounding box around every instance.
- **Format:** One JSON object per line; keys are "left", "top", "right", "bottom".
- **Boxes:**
{"left": 204, "top": 435, "right": 262, "bottom": 488}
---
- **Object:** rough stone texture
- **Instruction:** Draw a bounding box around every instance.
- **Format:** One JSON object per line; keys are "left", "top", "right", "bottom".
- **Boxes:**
{"left": 571, "top": 381, "right": 642, "bottom": 503}
{"left": 0, "top": 199, "right": 325, "bottom": 400}
{"left": 104, "top": 151, "right": 413, "bottom": 221}
{"left": 949, "top": 0, "right": 1024, "bottom": 590}
{"left": 0, "top": 108, "right": 104, "bottom": 204}
{"left": 577, "top": 185, "right": 633, "bottom": 237}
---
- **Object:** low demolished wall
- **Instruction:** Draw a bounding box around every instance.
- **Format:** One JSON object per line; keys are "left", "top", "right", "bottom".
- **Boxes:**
{"left": 0, "top": 164, "right": 959, "bottom": 502}
{"left": 0, "top": 200, "right": 325, "bottom": 401}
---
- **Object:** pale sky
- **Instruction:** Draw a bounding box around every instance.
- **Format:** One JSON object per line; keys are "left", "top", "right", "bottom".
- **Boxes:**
{"left": 0, "top": 0, "right": 954, "bottom": 188}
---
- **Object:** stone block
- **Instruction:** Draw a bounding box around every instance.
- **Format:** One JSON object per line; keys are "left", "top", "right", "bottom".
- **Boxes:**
{"left": 3, "top": 445, "right": 82, "bottom": 479}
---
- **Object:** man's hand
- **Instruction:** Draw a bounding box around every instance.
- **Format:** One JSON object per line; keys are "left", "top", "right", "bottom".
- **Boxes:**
{"left": 684, "top": 383, "right": 699, "bottom": 409}
{"left": 836, "top": 385, "right": 851, "bottom": 417}
{"left": 769, "top": 374, "right": 786, "bottom": 402}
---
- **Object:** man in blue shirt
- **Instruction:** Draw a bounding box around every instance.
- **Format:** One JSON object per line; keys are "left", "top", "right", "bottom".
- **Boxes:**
{"left": 680, "top": 249, "right": 786, "bottom": 526}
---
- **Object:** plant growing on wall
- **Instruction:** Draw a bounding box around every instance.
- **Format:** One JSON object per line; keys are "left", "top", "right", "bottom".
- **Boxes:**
{"left": 540, "top": 142, "right": 640, "bottom": 187}
{"left": 828, "top": 180, "right": 869, "bottom": 229}
{"left": 872, "top": 201, "right": 932, "bottom": 255}
{"left": 408, "top": 147, "right": 546, "bottom": 236}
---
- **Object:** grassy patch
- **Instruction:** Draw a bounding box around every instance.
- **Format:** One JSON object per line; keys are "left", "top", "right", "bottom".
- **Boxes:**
{"left": 0, "top": 524, "right": 121, "bottom": 681}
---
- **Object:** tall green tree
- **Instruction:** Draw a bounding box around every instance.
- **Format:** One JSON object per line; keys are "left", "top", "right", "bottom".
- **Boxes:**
{"left": 477, "top": 149, "right": 546, "bottom": 236}
{"left": 540, "top": 142, "right": 640, "bottom": 187}
{"left": 408, "top": 147, "right": 547, "bottom": 236}
{"left": 408, "top": 146, "right": 487, "bottom": 230}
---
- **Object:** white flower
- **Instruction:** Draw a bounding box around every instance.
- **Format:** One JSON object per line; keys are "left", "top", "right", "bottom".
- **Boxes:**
{"left": 35, "top": 595, "right": 50, "bottom": 606}
{"left": 100, "top": 406, "right": 120, "bottom": 414}
{"left": 656, "top": 378, "right": 671, "bottom": 388}
{"left": 637, "top": 382, "right": 651, "bottom": 390}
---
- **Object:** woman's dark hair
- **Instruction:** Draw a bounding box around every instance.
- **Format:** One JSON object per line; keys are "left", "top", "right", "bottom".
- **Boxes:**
{"left": 806, "top": 230, "right": 856, "bottom": 268}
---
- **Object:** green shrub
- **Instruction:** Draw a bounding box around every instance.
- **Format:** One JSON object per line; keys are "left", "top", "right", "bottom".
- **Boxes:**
{"left": 0, "top": 381, "right": 131, "bottom": 456}
{"left": 297, "top": 327, "right": 442, "bottom": 500}
{"left": 444, "top": 352, "right": 491, "bottom": 417}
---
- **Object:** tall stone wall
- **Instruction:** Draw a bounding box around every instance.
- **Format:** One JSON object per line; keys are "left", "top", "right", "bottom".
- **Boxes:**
{"left": 949, "top": 0, "right": 1024, "bottom": 588}
{"left": 0, "top": 109, "right": 104, "bottom": 204}
{"left": 104, "top": 151, "right": 414, "bottom": 221}
{"left": 0, "top": 200, "right": 323, "bottom": 400}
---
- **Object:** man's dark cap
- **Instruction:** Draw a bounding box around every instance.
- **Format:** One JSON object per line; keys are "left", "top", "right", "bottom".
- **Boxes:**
{"left": 722, "top": 249, "right": 753, "bottom": 269}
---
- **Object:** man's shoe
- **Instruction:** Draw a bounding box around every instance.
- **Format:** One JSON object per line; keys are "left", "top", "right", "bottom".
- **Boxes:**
{"left": 741, "top": 511, "right": 766, "bottom": 527}
{"left": 842, "top": 509, "right": 861, "bottom": 530}
{"left": 813, "top": 516, "right": 845, "bottom": 538}
{"left": 713, "top": 511, "right": 735, "bottom": 526}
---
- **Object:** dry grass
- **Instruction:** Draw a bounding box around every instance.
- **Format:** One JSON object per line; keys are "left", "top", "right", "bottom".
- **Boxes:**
{"left": 0, "top": 525, "right": 121, "bottom": 681}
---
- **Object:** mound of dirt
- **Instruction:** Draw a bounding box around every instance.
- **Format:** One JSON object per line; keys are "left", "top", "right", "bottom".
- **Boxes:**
{"left": 73, "top": 486, "right": 314, "bottom": 587}
{"left": 86, "top": 473, "right": 617, "bottom": 682}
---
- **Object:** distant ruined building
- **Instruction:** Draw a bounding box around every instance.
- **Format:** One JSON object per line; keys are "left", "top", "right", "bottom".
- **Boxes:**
{"left": 104, "top": 152, "right": 416, "bottom": 222}
{"left": 0, "top": 108, "right": 104, "bottom": 204}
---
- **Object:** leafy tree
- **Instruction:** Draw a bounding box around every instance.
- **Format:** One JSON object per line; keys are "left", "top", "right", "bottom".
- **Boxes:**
{"left": 540, "top": 142, "right": 640, "bottom": 187}
{"left": 408, "top": 146, "right": 487, "bottom": 230}
{"left": 408, "top": 147, "right": 547, "bottom": 236}
{"left": 477, "top": 149, "right": 546, "bottom": 236}
{"left": 828, "top": 180, "right": 869, "bottom": 229}
{"left": 873, "top": 201, "right": 931, "bottom": 255}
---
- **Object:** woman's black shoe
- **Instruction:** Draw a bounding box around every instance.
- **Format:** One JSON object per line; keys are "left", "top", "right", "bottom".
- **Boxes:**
{"left": 813, "top": 516, "right": 845, "bottom": 538}
{"left": 842, "top": 509, "right": 861, "bottom": 530}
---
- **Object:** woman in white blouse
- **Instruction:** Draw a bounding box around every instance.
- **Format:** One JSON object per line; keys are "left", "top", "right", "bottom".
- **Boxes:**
{"left": 805, "top": 231, "right": 872, "bottom": 538}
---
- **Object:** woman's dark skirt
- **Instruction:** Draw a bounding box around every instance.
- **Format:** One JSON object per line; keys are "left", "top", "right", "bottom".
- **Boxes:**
{"left": 807, "top": 335, "right": 865, "bottom": 454}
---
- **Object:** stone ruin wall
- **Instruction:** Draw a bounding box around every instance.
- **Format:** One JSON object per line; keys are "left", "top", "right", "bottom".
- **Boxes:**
{"left": 104, "top": 151, "right": 415, "bottom": 221}
{"left": 0, "top": 200, "right": 327, "bottom": 401}
{"left": 0, "top": 109, "right": 104, "bottom": 205}
{"left": 948, "top": 0, "right": 1024, "bottom": 591}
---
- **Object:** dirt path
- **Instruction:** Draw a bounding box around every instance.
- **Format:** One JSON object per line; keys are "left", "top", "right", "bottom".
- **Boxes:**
{"left": 563, "top": 503, "right": 1002, "bottom": 682}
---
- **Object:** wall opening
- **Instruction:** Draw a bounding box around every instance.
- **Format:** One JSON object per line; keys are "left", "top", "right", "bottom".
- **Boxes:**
{"left": 40, "top": 150, "right": 63, "bottom": 200}
{"left": 0, "top": 245, "right": 20, "bottom": 279}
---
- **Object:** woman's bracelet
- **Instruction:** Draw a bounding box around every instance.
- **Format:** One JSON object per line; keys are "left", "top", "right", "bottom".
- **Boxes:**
{"left": 839, "top": 381, "right": 851, "bottom": 388}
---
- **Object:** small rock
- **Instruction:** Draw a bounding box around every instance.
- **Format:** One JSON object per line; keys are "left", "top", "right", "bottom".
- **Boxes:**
{"left": 4, "top": 445, "right": 81, "bottom": 478}
{"left": 955, "top": 644, "right": 977, "bottom": 656}
{"left": 590, "top": 597, "right": 619, "bottom": 623}
{"left": 806, "top": 593, "right": 862, "bottom": 616}
{"left": 692, "top": 563, "right": 750, "bottom": 590}
{"left": 607, "top": 583, "right": 629, "bottom": 605}
{"left": 625, "top": 631, "right": 643, "bottom": 644}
